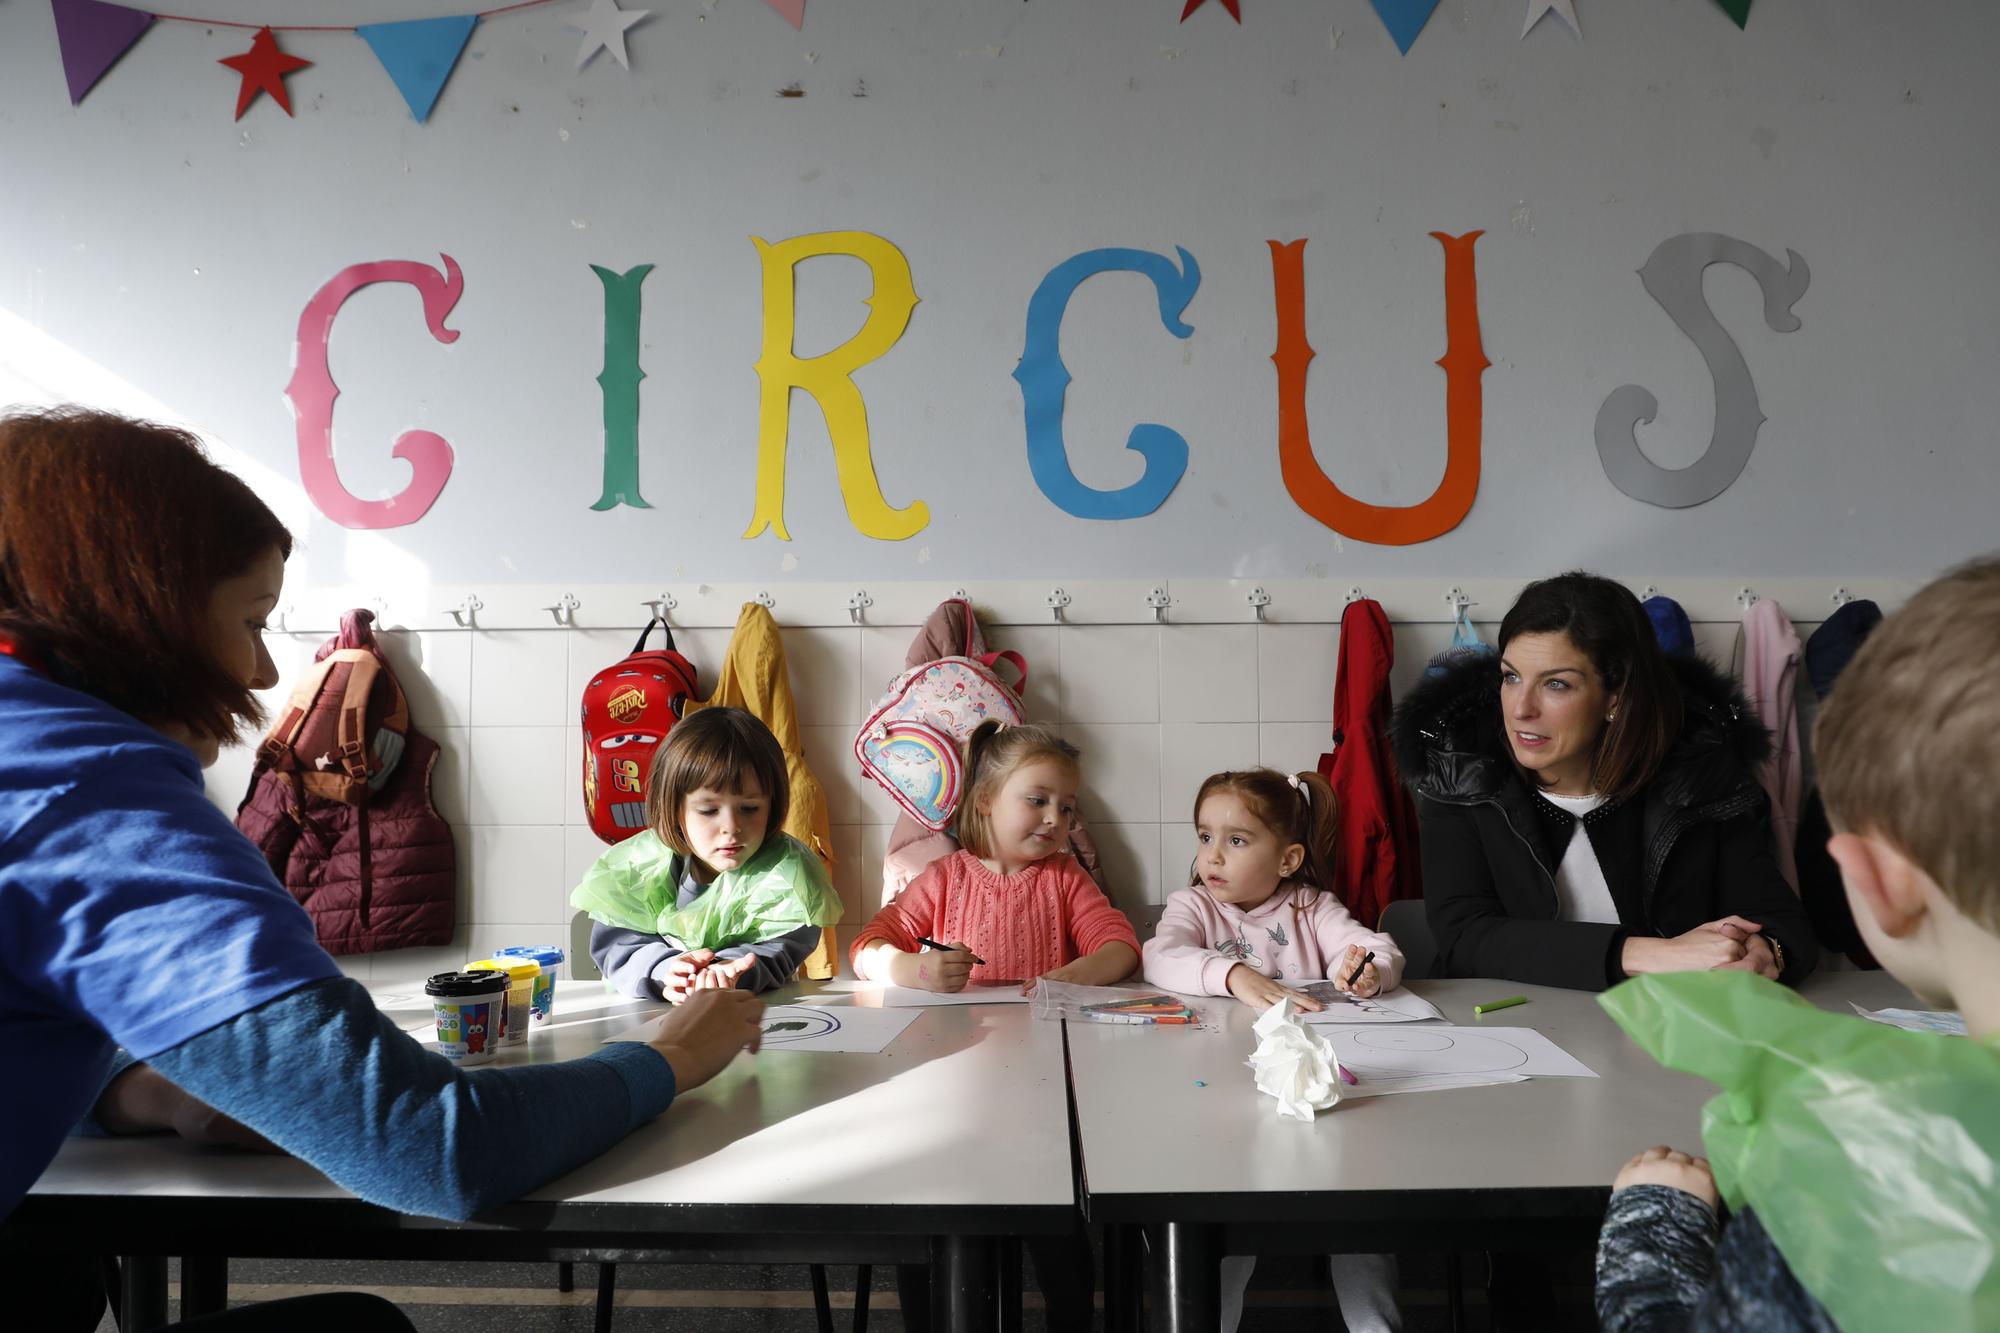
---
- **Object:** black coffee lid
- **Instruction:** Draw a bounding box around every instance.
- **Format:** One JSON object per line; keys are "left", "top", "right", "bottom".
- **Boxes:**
{"left": 425, "top": 970, "right": 510, "bottom": 997}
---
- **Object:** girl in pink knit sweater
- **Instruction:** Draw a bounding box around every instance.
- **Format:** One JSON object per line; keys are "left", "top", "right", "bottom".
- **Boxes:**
{"left": 850, "top": 721, "right": 1139, "bottom": 992}
{"left": 1146, "top": 767, "right": 1407, "bottom": 1333}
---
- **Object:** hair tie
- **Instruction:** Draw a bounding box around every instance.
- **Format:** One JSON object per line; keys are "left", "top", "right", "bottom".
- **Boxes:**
{"left": 1288, "top": 773, "right": 1311, "bottom": 809}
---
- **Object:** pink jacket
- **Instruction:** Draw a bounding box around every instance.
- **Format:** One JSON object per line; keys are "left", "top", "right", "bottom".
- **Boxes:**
{"left": 1143, "top": 882, "right": 1404, "bottom": 997}
{"left": 1735, "top": 599, "right": 1803, "bottom": 890}
{"left": 851, "top": 850, "right": 1139, "bottom": 984}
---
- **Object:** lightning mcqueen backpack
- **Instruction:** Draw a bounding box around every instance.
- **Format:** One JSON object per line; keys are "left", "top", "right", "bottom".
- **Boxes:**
{"left": 582, "top": 617, "right": 700, "bottom": 844}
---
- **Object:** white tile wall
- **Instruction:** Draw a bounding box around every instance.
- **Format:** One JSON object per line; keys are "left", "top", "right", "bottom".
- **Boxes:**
{"left": 214, "top": 612, "right": 1779, "bottom": 976}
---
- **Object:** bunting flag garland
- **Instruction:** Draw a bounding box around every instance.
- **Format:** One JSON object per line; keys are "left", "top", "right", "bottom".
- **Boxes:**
{"left": 568, "top": 0, "right": 649, "bottom": 70}
{"left": 49, "top": 0, "right": 154, "bottom": 105}
{"left": 763, "top": 0, "right": 806, "bottom": 30}
{"left": 218, "top": 25, "right": 312, "bottom": 119}
{"left": 1369, "top": 0, "right": 1439, "bottom": 55}
{"left": 1180, "top": 0, "right": 1242, "bottom": 21}
{"left": 1713, "top": 0, "right": 1751, "bottom": 28}
{"left": 1521, "top": 0, "right": 1579, "bottom": 39}
{"left": 357, "top": 16, "right": 479, "bottom": 122}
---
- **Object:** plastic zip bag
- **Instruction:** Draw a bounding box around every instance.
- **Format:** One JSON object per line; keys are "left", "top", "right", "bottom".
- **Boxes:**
{"left": 1030, "top": 979, "right": 1202, "bottom": 1026}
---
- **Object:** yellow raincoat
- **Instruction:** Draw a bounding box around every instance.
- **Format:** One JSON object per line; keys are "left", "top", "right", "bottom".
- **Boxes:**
{"left": 686, "top": 603, "right": 840, "bottom": 978}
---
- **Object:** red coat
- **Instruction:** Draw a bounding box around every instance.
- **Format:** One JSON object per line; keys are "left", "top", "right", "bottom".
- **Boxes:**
{"left": 1317, "top": 599, "right": 1423, "bottom": 929}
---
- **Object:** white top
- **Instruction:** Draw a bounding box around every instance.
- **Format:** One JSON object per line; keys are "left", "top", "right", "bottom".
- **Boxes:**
{"left": 1541, "top": 792, "right": 1619, "bottom": 925}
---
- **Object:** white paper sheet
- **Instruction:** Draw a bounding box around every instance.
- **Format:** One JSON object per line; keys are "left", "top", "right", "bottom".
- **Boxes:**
{"left": 1851, "top": 1003, "right": 1967, "bottom": 1037}
{"left": 1295, "top": 986, "right": 1446, "bottom": 1025}
{"left": 606, "top": 1003, "right": 923, "bottom": 1054}
{"left": 1325, "top": 1025, "right": 1598, "bottom": 1097}
{"left": 877, "top": 985, "right": 1032, "bottom": 1008}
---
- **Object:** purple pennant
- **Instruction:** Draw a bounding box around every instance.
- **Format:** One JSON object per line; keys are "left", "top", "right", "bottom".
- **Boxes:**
{"left": 50, "top": 0, "right": 156, "bottom": 104}
{"left": 1368, "top": 0, "right": 1440, "bottom": 55}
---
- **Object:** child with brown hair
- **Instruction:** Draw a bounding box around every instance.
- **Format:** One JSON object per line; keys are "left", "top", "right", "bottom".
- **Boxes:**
{"left": 1595, "top": 556, "right": 2000, "bottom": 1331}
{"left": 851, "top": 720, "right": 1139, "bottom": 992}
{"left": 1146, "top": 767, "right": 1407, "bottom": 1333}
{"left": 573, "top": 706, "right": 842, "bottom": 1001}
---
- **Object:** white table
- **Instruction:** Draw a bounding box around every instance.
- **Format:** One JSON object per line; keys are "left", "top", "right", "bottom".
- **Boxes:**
{"left": 11, "top": 980, "right": 1078, "bottom": 1333}
{"left": 1067, "top": 971, "right": 1919, "bottom": 1333}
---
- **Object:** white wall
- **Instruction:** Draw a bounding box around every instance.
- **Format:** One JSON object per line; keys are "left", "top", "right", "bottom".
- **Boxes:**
{"left": 5, "top": 0, "right": 1999, "bottom": 593}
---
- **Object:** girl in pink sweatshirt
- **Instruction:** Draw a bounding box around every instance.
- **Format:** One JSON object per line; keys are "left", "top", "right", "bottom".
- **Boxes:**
{"left": 851, "top": 721, "right": 1139, "bottom": 992}
{"left": 1146, "top": 768, "right": 1404, "bottom": 1009}
{"left": 1148, "top": 767, "right": 1407, "bottom": 1333}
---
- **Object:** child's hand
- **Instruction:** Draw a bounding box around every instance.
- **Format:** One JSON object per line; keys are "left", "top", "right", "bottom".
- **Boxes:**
{"left": 895, "top": 943, "right": 975, "bottom": 992}
{"left": 1225, "top": 965, "right": 1322, "bottom": 1013}
{"left": 1613, "top": 1146, "right": 1719, "bottom": 1209}
{"left": 693, "top": 955, "right": 758, "bottom": 992}
{"left": 661, "top": 949, "right": 718, "bottom": 1004}
{"left": 1334, "top": 945, "right": 1383, "bottom": 998}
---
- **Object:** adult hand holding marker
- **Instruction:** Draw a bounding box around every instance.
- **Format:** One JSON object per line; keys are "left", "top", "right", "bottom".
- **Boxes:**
{"left": 898, "top": 937, "right": 983, "bottom": 993}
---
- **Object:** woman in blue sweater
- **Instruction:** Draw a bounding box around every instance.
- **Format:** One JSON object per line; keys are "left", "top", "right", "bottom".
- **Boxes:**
{"left": 0, "top": 407, "right": 766, "bottom": 1331}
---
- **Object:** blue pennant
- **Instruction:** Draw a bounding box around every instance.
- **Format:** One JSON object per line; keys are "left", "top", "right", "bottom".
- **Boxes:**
{"left": 1369, "top": 0, "right": 1439, "bottom": 55}
{"left": 357, "top": 16, "right": 478, "bottom": 123}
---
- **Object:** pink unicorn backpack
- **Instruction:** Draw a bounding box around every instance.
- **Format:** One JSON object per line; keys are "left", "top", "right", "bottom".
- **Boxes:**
{"left": 855, "top": 649, "right": 1028, "bottom": 831}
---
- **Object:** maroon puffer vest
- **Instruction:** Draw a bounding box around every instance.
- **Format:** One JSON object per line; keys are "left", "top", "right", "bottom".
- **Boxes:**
{"left": 236, "top": 611, "right": 456, "bottom": 954}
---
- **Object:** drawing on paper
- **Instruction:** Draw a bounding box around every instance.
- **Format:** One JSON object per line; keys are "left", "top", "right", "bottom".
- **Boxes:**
{"left": 1348, "top": 1027, "right": 1532, "bottom": 1077}
{"left": 761, "top": 1009, "right": 842, "bottom": 1045}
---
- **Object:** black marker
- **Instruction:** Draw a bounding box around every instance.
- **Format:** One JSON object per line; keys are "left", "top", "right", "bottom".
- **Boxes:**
{"left": 1345, "top": 950, "right": 1376, "bottom": 988}
{"left": 917, "top": 936, "right": 987, "bottom": 966}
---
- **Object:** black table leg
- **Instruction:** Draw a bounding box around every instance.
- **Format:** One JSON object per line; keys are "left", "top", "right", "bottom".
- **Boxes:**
{"left": 558, "top": 1260, "right": 575, "bottom": 1293}
{"left": 1104, "top": 1224, "right": 1143, "bottom": 1333}
{"left": 180, "top": 1256, "right": 228, "bottom": 1318}
{"left": 119, "top": 1255, "right": 169, "bottom": 1333}
{"left": 935, "top": 1234, "right": 1000, "bottom": 1333}
{"left": 998, "top": 1238, "right": 1022, "bottom": 1333}
{"left": 595, "top": 1261, "right": 618, "bottom": 1333}
{"left": 1143, "top": 1222, "right": 1219, "bottom": 1333}
{"left": 854, "top": 1263, "right": 873, "bottom": 1333}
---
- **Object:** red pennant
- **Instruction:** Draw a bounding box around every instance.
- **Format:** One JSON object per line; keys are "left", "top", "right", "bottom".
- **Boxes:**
{"left": 1181, "top": 0, "right": 1242, "bottom": 20}
{"left": 218, "top": 26, "right": 311, "bottom": 119}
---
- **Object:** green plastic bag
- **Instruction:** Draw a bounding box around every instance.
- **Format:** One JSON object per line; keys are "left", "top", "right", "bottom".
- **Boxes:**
{"left": 1601, "top": 970, "right": 2000, "bottom": 1333}
{"left": 569, "top": 830, "right": 842, "bottom": 952}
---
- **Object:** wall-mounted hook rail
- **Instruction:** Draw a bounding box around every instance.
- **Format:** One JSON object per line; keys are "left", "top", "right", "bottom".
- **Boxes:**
{"left": 546, "top": 594, "right": 580, "bottom": 627}
{"left": 848, "top": 591, "right": 873, "bottom": 624}
{"left": 1146, "top": 588, "right": 1172, "bottom": 623}
{"left": 1047, "top": 587, "right": 1071, "bottom": 623}
{"left": 1247, "top": 587, "right": 1272, "bottom": 622}
{"left": 446, "top": 596, "right": 483, "bottom": 629}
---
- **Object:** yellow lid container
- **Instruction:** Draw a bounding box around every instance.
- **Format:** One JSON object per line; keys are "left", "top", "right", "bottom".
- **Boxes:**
{"left": 466, "top": 957, "right": 540, "bottom": 1046}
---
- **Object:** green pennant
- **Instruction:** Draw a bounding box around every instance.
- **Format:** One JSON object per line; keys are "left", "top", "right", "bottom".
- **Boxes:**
{"left": 1714, "top": 0, "right": 1751, "bottom": 28}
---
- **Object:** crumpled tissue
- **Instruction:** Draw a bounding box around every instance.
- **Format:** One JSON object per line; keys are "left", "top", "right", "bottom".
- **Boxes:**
{"left": 1246, "top": 998, "right": 1345, "bottom": 1120}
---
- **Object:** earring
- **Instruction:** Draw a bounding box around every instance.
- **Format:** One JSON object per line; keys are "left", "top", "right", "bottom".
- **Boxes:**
{"left": 1606, "top": 711, "right": 1617, "bottom": 722}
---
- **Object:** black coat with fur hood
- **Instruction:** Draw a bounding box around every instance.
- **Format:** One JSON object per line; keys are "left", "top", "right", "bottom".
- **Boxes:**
{"left": 1390, "top": 651, "right": 1820, "bottom": 992}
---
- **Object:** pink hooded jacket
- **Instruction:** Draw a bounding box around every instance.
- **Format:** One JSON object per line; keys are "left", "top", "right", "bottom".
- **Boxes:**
{"left": 1143, "top": 882, "right": 1404, "bottom": 997}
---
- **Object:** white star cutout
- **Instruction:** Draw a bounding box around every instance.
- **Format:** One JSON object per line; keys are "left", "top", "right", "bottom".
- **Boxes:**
{"left": 569, "top": 0, "right": 650, "bottom": 71}
{"left": 1522, "top": 0, "right": 1580, "bottom": 38}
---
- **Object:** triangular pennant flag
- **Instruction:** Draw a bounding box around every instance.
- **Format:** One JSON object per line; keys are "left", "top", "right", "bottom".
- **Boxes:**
{"left": 763, "top": 0, "right": 806, "bottom": 29}
{"left": 1521, "top": 0, "right": 1579, "bottom": 39}
{"left": 1180, "top": 0, "right": 1242, "bottom": 21}
{"left": 1369, "top": 0, "right": 1439, "bottom": 55}
{"left": 50, "top": 0, "right": 155, "bottom": 105}
{"left": 1713, "top": 0, "right": 1751, "bottom": 28}
{"left": 357, "top": 16, "right": 478, "bottom": 123}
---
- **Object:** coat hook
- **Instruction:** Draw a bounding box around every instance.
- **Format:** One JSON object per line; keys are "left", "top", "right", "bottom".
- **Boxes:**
{"left": 1146, "top": 588, "right": 1172, "bottom": 623}
{"left": 1443, "top": 587, "right": 1477, "bottom": 612}
{"left": 1047, "top": 587, "right": 1071, "bottom": 623}
{"left": 847, "top": 590, "right": 874, "bottom": 624}
{"left": 271, "top": 602, "right": 293, "bottom": 635}
{"left": 754, "top": 591, "right": 777, "bottom": 610}
{"left": 641, "top": 593, "right": 678, "bottom": 622}
{"left": 546, "top": 594, "right": 580, "bottom": 627}
{"left": 367, "top": 596, "right": 391, "bottom": 626}
{"left": 951, "top": 587, "right": 969, "bottom": 600}
{"left": 1737, "top": 586, "right": 1759, "bottom": 611}
{"left": 1640, "top": 585, "right": 1660, "bottom": 601}
{"left": 446, "top": 595, "right": 483, "bottom": 629}
{"left": 1247, "top": 587, "right": 1272, "bottom": 622}
{"left": 1830, "top": 586, "right": 1853, "bottom": 606}
{"left": 1345, "top": 586, "right": 1367, "bottom": 605}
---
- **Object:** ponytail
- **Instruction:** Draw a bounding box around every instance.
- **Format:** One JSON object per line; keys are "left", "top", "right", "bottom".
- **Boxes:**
{"left": 1290, "top": 770, "right": 1340, "bottom": 898}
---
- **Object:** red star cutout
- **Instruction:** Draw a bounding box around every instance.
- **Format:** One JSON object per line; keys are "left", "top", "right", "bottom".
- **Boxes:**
{"left": 1181, "top": 0, "right": 1242, "bottom": 20}
{"left": 218, "top": 26, "right": 311, "bottom": 120}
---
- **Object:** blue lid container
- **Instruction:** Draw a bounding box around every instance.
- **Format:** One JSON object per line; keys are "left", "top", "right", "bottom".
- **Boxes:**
{"left": 492, "top": 945, "right": 565, "bottom": 968}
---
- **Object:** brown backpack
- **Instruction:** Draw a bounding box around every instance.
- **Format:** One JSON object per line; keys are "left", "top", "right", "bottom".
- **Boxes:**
{"left": 237, "top": 608, "right": 455, "bottom": 953}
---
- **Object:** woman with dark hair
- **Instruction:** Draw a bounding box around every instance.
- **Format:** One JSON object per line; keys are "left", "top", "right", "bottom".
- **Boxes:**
{"left": 0, "top": 408, "right": 765, "bottom": 1332}
{"left": 1390, "top": 571, "right": 1819, "bottom": 992}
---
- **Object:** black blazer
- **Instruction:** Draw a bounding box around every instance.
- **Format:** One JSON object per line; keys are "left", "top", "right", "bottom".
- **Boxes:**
{"left": 1390, "top": 653, "right": 1820, "bottom": 992}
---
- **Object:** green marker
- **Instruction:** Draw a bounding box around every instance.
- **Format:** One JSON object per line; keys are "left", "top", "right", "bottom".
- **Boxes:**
{"left": 1473, "top": 995, "right": 1528, "bottom": 1015}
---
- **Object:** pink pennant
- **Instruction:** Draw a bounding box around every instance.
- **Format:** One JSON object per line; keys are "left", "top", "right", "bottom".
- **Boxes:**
{"left": 763, "top": 0, "right": 806, "bottom": 29}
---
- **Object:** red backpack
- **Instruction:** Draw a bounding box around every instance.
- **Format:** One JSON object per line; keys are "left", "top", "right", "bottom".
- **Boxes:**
{"left": 581, "top": 617, "right": 699, "bottom": 844}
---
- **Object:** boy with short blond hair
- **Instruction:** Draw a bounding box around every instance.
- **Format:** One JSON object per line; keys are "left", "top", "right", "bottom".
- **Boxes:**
{"left": 1594, "top": 556, "right": 2000, "bottom": 1332}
